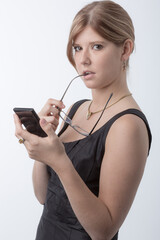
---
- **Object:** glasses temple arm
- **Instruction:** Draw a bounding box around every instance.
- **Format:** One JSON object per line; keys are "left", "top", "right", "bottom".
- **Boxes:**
{"left": 60, "top": 74, "right": 85, "bottom": 102}
{"left": 88, "top": 93, "right": 113, "bottom": 135}
{"left": 56, "top": 74, "right": 85, "bottom": 112}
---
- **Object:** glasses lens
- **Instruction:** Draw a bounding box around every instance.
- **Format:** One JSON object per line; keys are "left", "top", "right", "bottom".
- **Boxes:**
{"left": 59, "top": 111, "right": 71, "bottom": 125}
{"left": 59, "top": 110, "right": 89, "bottom": 136}
{"left": 72, "top": 125, "right": 89, "bottom": 136}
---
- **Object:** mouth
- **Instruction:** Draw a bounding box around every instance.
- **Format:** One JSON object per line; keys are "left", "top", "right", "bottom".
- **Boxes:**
{"left": 83, "top": 71, "right": 95, "bottom": 76}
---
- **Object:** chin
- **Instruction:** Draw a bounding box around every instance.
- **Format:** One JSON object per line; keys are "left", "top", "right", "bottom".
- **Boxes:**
{"left": 83, "top": 81, "right": 96, "bottom": 89}
{"left": 83, "top": 80, "right": 102, "bottom": 89}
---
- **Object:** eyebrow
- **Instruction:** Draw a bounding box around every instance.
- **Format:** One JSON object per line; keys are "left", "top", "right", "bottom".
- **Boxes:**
{"left": 73, "top": 41, "right": 106, "bottom": 46}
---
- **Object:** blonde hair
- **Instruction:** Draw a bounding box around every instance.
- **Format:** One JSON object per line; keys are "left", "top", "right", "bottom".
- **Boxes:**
{"left": 67, "top": 0, "right": 135, "bottom": 68}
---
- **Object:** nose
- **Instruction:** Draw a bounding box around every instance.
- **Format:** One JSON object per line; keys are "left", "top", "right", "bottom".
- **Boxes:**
{"left": 80, "top": 49, "right": 91, "bottom": 66}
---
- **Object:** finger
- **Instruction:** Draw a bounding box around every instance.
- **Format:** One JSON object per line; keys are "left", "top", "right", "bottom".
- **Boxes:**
{"left": 42, "top": 116, "right": 59, "bottom": 126}
{"left": 40, "top": 118, "right": 55, "bottom": 138}
{"left": 39, "top": 99, "right": 65, "bottom": 117}
{"left": 47, "top": 98, "right": 65, "bottom": 109}
{"left": 13, "top": 114, "right": 37, "bottom": 142}
{"left": 43, "top": 106, "right": 60, "bottom": 120}
{"left": 48, "top": 106, "right": 59, "bottom": 117}
{"left": 14, "top": 114, "right": 24, "bottom": 139}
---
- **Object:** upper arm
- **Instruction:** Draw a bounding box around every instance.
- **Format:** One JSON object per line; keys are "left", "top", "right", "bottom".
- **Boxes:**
{"left": 98, "top": 114, "right": 149, "bottom": 231}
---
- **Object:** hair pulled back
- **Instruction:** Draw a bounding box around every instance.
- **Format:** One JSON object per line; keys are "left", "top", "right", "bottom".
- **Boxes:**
{"left": 67, "top": 0, "right": 135, "bottom": 68}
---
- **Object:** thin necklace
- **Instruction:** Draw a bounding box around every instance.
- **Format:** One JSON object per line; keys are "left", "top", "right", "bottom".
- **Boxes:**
{"left": 86, "top": 93, "right": 132, "bottom": 120}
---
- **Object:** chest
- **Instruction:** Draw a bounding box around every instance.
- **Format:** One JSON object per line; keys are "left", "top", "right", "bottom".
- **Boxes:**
{"left": 59, "top": 108, "right": 112, "bottom": 143}
{"left": 50, "top": 133, "right": 106, "bottom": 196}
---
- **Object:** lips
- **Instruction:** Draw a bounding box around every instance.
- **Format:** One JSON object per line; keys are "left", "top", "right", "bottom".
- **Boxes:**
{"left": 82, "top": 71, "right": 96, "bottom": 81}
{"left": 83, "top": 71, "right": 95, "bottom": 76}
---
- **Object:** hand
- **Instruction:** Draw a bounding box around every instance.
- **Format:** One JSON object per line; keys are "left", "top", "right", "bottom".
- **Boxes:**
{"left": 14, "top": 114, "right": 68, "bottom": 173}
{"left": 38, "top": 99, "right": 65, "bottom": 131}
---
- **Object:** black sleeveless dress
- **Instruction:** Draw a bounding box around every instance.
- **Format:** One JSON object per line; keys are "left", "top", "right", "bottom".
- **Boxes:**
{"left": 35, "top": 100, "right": 152, "bottom": 240}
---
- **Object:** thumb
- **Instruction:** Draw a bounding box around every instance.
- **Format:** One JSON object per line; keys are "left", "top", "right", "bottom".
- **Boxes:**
{"left": 40, "top": 118, "right": 55, "bottom": 138}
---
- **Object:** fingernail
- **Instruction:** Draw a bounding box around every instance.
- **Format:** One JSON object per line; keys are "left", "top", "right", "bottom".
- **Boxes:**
{"left": 41, "top": 119, "right": 47, "bottom": 126}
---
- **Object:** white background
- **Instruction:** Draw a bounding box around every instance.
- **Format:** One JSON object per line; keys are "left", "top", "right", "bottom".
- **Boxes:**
{"left": 0, "top": 0, "right": 159, "bottom": 239}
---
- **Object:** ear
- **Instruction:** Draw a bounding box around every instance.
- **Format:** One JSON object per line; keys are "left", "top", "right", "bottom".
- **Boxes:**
{"left": 121, "top": 39, "right": 134, "bottom": 61}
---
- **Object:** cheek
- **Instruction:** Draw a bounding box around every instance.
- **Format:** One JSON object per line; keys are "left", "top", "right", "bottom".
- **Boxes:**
{"left": 100, "top": 53, "right": 121, "bottom": 74}
{"left": 97, "top": 58, "right": 121, "bottom": 84}
{"left": 73, "top": 54, "right": 79, "bottom": 65}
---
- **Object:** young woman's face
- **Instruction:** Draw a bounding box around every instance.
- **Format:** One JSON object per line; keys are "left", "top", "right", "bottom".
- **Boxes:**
{"left": 73, "top": 26, "right": 124, "bottom": 89}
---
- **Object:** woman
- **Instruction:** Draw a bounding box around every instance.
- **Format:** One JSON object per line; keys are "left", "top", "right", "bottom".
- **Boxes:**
{"left": 14, "top": 1, "right": 152, "bottom": 240}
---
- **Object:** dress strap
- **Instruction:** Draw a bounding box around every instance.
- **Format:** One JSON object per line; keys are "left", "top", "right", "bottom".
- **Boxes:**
{"left": 58, "top": 105, "right": 152, "bottom": 155}
{"left": 57, "top": 99, "right": 89, "bottom": 137}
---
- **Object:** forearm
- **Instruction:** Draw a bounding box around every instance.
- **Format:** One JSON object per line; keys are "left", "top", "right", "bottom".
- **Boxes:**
{"left": 57, "top": 158, "right": 114, "bottom": 240}
{"left": 32, "top": 161, "right": 49, "bottom": 204}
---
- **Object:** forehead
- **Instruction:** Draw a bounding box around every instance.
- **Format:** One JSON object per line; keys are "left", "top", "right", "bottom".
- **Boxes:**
{"left": 74, "top": 26, "right": 105, "bottom": 43}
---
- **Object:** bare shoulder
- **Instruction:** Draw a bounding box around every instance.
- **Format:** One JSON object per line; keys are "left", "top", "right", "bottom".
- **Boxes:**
{"left": 106, "top": 112, "right": 149, "bottom": 153}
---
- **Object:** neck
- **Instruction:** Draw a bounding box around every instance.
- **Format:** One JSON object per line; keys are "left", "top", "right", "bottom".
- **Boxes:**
{"left": 91, "top": 77, "right": 130, "bottom": 109}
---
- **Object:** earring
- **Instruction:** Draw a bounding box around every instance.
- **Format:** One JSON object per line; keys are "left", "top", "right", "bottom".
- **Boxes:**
{"left": 122, "top": 61, "right": 127, "bottom": 71}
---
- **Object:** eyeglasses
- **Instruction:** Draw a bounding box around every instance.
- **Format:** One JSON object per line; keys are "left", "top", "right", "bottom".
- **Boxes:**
{"left": 58, "top": 74, "right": 113, "bottom": 136}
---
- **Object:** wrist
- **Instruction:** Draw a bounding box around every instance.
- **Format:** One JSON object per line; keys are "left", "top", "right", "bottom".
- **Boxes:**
{"left": 50, "top": 154, "right": 73, "bottom": 176}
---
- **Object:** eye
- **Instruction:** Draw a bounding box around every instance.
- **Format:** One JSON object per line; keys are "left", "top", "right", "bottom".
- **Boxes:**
{"left": 73, "top": 45, "right": 82, "bottom": 52}
{"left": 93, "top": 44, "right": 103, "bottom": 50}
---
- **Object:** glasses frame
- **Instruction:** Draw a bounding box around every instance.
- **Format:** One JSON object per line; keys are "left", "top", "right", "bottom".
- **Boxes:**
{"left": 59, "top": 109, "right": 89, "bottom": 136}
{"left": 58, "top": 74, "right": 113, "bottom": 136}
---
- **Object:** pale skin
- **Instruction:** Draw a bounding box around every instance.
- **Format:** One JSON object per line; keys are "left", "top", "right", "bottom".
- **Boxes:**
{"left": 14, "top": 26, "right": 149, "bottom": 240}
